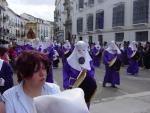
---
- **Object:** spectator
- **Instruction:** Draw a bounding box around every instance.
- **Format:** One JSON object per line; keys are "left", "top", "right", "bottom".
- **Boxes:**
{"left": 2, "top": 50, "right": 60, "bottom": 113}
{"left": 0, "top": 46, "right": 10, "bottom": 63}
{"left": 0, "top": 46, "right": 14, "bottom": 94}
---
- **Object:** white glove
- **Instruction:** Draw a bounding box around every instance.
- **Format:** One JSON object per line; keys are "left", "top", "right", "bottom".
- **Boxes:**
{"left": 0, "top": 78, "right": 5, "bottom": 86}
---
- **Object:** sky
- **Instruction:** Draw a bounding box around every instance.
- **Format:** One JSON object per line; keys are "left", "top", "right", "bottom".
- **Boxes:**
{"left": 7, "top": 0, "right": 55, "bottom": 21}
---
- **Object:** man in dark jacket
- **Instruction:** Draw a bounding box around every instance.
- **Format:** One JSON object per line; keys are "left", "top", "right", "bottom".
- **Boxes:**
{"left": 0, "top": 46, "right": 14, "bottom": 94}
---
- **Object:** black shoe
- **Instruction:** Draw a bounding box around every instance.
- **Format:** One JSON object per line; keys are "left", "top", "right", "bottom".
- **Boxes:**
{"left": 102, "top": 83, "right": 106, "bottom": 87}
{"left": 111, "top": 85, "right": 117, "bottom": 88}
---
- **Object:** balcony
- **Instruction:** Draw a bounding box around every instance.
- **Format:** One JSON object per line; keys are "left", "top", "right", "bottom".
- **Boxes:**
{"left": 77, "top": 32, "right": 83, "bottom": 35}
{"left": 112, "top": 26, "right": 124, "bottom": 30}
{"left": 98, "top": 0, "right": 104, "bottom": 3}
{"left": 133, "top": 23, "right": 148, "bottom": 27}
{"left": 79, "top": 8, "right": 83, "bottom": 12}
{"left": 86, "top": 30, "right": 93, "bottom": 34}
{"left": 95, "top": 29, "right": 103, "bottom": 33}
{"left": 88, "top": 3, "right": 94, "bottom": 7}
{"left": 88, "top": 0, "right": 94, "bottom": 7}
{"left": 64, "top": 19, "right": 72, "bottom": 26}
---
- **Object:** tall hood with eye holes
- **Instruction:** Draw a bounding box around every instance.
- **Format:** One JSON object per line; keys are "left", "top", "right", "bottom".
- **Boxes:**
{"left": 67, "top": 41, "right": 92, "bottom": 71}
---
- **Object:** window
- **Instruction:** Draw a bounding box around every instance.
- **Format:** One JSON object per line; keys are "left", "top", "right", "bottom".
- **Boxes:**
{"left": 98, "top": 0, "right": 104, "bottom": 3}
{"left": 136, "top": 31, "right": 148, "bottom": 41}
{"left": 112, "top": 3, "right": 125, "bottom": 27}
{"left": 133, "top": 0, "right": 149, "bottom": 24}
{"left": 77, "top": 18, "right": 83, "bottom": 33}
{"left": 79, "top": 37, "right": 83, "bottom": 40}
{"left": 95, "top": 10, "right": 104, "bottom": 29}
{"left": 115, "top": 33, "right": 124, "bottom": 42}
{"left": 87, "top": 14, "right": 93, "bottom": 31}
{"left": 88, "top": 0, "right": 94, "bottom": 6}
{"left": 79, "top": 0, "right": 84, "bottom": 9}
{"left": 98, "top": 35, "right": 103, "bottom": 45}
{"left": 89, "top": 36, "right": 93, "bottom": 44}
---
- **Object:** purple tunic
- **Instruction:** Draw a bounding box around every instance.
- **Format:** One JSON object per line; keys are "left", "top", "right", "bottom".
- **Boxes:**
{"left": 46, "top": 66, "right": 53, "bottom": 83}
{"left": 63, "top": 61, "right": 95, "bottom": 89}
{"left": 120, "top": 47, "right": 129, "bottom": 65}
{"left": 103, "top": 51, "right": 120, "bottom": 86}
{"left": 61, "top": 48, "right": 72, "bottom": 78}
{"left": 91, "top": 47, "right": 103, "bottom": 67}
{"left": 46, "top": 46, "right": 55, "bottom": 83}
{"left": 15, "top": 45, "right": 23, "bottom": 56}
{"left": 24, "top": 44, "right": 34, "bottom": 50}
{"left": 127, "top": 47, "right": 139, "bottom": 75}
{"left": 54, "top": 45, "right": 62, "bottom": 57}
{"left": 61, "top": 49, "right": 72, "bottom": 64}
{"left": 61, "top": 46, "right": 73, "bottom": 63}
{"left": 63, "top": 61, "right": 97, "bottom": 103}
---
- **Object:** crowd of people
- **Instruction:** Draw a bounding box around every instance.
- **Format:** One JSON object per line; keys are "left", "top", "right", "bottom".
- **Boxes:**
{"left": 0, "top": 39, "right": 150, "bottom": 113}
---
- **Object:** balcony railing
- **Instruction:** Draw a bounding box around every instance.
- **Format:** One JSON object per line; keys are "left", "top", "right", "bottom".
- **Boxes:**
{"left": 64, "top": 19, "right": 72, "bottom": 26}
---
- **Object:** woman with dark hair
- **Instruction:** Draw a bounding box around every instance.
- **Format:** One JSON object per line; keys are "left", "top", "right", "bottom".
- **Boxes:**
{"left": 2, "top": 50, "right": 60, "bottom": 113}
{"left": 0, "top": 46, "right": 10, "bottom": 63}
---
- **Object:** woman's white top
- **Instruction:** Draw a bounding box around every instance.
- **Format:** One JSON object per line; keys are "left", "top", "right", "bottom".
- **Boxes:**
{"left": 2, "top": 82, "right": 60, "bottom": 113}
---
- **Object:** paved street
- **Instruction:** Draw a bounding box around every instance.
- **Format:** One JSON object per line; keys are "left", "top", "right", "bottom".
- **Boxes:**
{"left": 52, "top": 62, "right": 150, "bottom": 102}
{"left": 51, "top": 62, "right": 150, "bottom": 113}
{"left": 90, "top": 92, "right": 150, "bottom": 113}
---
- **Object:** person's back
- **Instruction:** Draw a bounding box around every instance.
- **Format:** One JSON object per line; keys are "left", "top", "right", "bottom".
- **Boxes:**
{"left": 0, "top": 46, "right": 14, "bottom": 94}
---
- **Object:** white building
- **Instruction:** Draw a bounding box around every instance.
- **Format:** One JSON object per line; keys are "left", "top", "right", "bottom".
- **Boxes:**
{"left": 38, "top": 22, "right": 49, "bottom": 41}
{"left": 54, "top": 0, "right": 76, "bottom": 43}
{"left": 44, "top": 21, "right": 54, "bottom": 41}
{"left": 7, "top": 8, "right": 28, "bottom": 41}
{"left": 0, "top": 0, "right": 28, "bottom": 42}
{"left": 0, "top": 0, "right": 9, "bottom": 40}
{"left": 21, "top": 13, "right": 54, "bottom": 41}
{"left": 54, "top": 0, "right": 66, "bottom": 42}
{"left": 72, "top": 0, "right": 150, "bottom": 45}
{"left": 21, "top": 13, "right": 37, "bottom": 23}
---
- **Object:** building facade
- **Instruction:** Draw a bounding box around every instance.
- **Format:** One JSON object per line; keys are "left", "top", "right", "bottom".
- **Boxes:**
{"left": 72, "top": 0, "right": 150, "bottom": 45}
{"left": 1, "top": 0, "right": 54, "bottom": 43}
{"left": 1, "top": 0, "right": 28, "bottom": 43}
{"left": 54, "top": 0, "right": 66, "bottom": 42}
{"left": 0, "top": 0, "right": 9, "bottom": 41}
{"left": 21, "top": 13, "right": 54, "bottom": 41}
{"left": 54, "top": 0, "right": 75, "bottom": 43}
{"left": 7, "top": 8, "right": 28, "bottom": 41}
{"left": 44, "top": 21, "right": 54, "bottom": 41}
